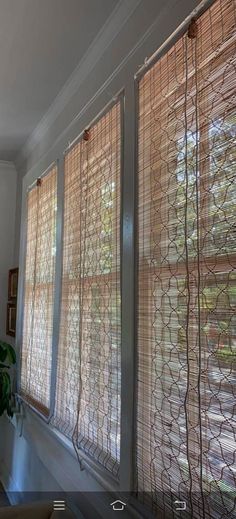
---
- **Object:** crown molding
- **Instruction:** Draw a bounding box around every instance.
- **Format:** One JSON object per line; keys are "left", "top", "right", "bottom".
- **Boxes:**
{"left": 0, "top": 160, "right": 15, "bottom": 168}
{"left": 15, "top": 0, "right": 141, "bottom": 167}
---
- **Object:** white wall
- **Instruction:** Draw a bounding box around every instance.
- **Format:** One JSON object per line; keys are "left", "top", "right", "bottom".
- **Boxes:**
{"left": 0, "top": 161, "right": 17, "bottom": 343}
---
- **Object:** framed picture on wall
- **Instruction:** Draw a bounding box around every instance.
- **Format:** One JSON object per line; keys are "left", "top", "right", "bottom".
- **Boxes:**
{"left": 8, "top": 268, "right": 19, "bottom": 300}
{"left": 6, "top": 302, "right": 17, "bottom": 337}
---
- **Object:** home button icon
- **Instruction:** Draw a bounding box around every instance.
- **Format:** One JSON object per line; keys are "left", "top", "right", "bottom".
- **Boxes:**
{"left": 110, "top": 500, "right": 127, "bottom": 511}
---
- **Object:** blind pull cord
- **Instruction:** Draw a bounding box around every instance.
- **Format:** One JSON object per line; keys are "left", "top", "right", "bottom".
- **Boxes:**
{"left": 72, "top": 129, "right": 90, "bottom": 470}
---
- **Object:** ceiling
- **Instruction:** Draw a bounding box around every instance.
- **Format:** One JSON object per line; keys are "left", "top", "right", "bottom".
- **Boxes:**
{"left": 0, "top": 0, "right": 118, "bottom": 161}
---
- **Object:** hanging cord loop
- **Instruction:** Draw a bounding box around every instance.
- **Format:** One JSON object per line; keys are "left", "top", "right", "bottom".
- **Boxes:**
{"left": 72, "top": 130, "right": 90, "bottom": 470}
{"left": 26, "top": 180, "right": 41, "bottom": 397}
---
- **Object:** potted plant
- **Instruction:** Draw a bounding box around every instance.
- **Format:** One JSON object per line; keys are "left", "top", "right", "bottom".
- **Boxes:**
{"left": 0, "top": 341, "right": 16, "bottom": 417}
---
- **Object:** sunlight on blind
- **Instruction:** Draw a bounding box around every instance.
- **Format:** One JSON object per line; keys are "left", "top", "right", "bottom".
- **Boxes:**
{"left": 137, "top": 0, "right": 236, "bottom": 517}
{"left": 20, "top": 166, "right": 57, "bottom": 417}
{"left": 52, "top": 102, "right": 121, "bottom": 477}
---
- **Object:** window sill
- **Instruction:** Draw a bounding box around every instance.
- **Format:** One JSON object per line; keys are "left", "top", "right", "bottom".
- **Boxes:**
{"left": 5, "top": 403, "right": 145, "bottom": 518}
{"left": 15, "top": 400, "right": 119, "bottom": 492}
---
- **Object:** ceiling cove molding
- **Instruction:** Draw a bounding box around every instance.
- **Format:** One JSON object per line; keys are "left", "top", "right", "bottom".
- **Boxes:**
{"left": 0, "top": 160, "right": 15, "bottom": 168}
{"left": 16, "top": 0, "right": 141, "bottom": 166}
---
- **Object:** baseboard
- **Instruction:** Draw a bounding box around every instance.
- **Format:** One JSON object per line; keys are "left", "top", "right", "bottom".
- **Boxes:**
{"left": 0, "top": 458, "right": 24, "bottom": 506}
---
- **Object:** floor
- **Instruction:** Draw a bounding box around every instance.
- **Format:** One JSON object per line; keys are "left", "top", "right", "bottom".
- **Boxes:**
{"left": 0, "top": 482, "right": 9, "bottom": 507}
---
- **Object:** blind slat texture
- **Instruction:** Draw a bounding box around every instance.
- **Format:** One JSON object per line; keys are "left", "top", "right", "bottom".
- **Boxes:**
{"left": 20, "top": 166, "right": 57, "bottom": 416}
{"left": 137, "top": 0, "right": 236, "bottom": 517}
{"left": 52, "top": 102, "right": 121, "bottom": 477}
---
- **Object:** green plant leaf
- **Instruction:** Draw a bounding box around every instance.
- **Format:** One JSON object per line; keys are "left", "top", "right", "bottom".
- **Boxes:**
{"left": 0, "top": 342, "right": 15, "bottom": 417}
{"left": 0, "top": 342, "right": 16, "bottom": 365}
{"left": 2, "top": 372, "right": 11, "bottom": 396}
{"left": 0, "top": 345, "right": 7, "bottom": 363}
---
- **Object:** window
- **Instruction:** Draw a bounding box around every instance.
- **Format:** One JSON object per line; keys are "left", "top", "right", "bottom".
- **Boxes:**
{"left": 18, "top": 0, "right": 236, "bottom": 514}
{"left": 52, "top": 101, "right": 121, "bottom": 477}
{"left": 20, "top": 165, "right": 57, "bottom": 417}
{"left": 137, "top": 0, "right": 236, "bottom": 517}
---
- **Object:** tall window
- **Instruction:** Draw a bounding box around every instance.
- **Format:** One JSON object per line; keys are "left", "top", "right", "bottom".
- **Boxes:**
{"left": 20, "top": 165, "right": 57, "bottom": 417}
{"left": 52, "top": 101, "right": 121, "bottom": 477}
{"left": 137, "top": 0, "right": 236, "bottom": 517}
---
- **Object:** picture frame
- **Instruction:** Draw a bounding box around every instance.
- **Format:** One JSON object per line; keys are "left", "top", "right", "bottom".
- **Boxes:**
{"left": 8, "top": 268, "right": 19, "bottom": 300}
{"left": 6, "top": 302, "right": 17, "bottom": 337}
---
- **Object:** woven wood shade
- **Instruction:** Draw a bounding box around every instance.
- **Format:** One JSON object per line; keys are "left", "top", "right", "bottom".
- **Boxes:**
{"left": 137, "top": 0, "right": 236, "bottom": 517}
{"left": 20, "top": 165, "right": 57, "bottom": 417}
{"left": 52, "top": 101, "right": 121, "bottom": 477}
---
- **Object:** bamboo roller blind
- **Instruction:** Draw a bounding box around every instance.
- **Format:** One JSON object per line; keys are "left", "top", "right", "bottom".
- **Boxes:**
{"left": 20, "top": 166, "right": 57, "bottom": 417}
{"left": 52, "top": 102, "right": 121, "bottom": 477}
{"left": 137, "top": 0, "right": 236, "bottom": 517}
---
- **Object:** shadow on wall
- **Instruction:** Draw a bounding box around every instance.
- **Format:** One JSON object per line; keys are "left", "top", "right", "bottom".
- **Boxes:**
{"left": 0, "top": 417, "right": 62, "bottom": 505}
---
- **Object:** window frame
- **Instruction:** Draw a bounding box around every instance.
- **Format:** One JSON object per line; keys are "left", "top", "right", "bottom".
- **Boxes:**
{"left": 135, "top": 0, "right": 236, "bottom": 513}
{"left": 17, "top": 93, "right": 134, "bottom": 493}
{"left": 18, "top": 161, "right": 58, "bottom": 421}
{"left": 52, "top": 98, "right": 123, "bottom": 477}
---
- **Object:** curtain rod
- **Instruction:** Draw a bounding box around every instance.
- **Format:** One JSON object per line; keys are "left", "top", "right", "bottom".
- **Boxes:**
{"left": 135, "top": 0, "right": 216, "bottom": 80}
{"left": 63, "top": 90, "right": 123, "bottom": 155}
{"left": 27, "top": 160, "right": 57, "bottom": 192}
